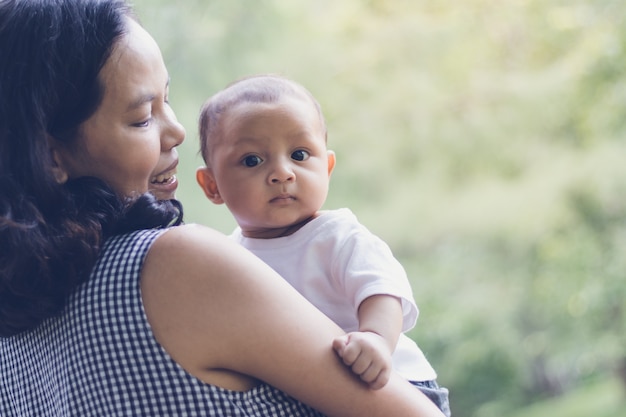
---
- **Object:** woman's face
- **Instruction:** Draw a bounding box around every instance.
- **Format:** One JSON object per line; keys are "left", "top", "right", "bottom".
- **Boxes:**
{"left": 56, "top": 18, "right": 185, "bottom": 200}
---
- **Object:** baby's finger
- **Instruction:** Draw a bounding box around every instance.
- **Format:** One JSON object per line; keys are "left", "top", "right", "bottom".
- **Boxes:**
{"left": 332, "top": 335, "right": 348, "bottom": 357}
{"left": 349, "top": 353, "right": 373, "bottom": 376}
{"left": 358, "top": 362, "right": 382, "bottom": 384}
{"left": 338, "top": 340, "right": 361, "bottom": 366}
{"left": 367, "top": 367, "right": 391, "bottom": 390}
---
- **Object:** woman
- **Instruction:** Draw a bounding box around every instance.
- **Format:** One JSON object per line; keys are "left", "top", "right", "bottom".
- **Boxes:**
{"left": 0, "top": 1, "right": 445, "bottom": 416}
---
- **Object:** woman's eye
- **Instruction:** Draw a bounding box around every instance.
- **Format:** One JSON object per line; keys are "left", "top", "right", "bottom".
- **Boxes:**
{"left": 133, "top": 119, "right": 151, "bottom": 128}
{"left": 291, "top": 150, "right": 310, "bottom": 161}
{"left": 242, "top": 155, "right": 263, "bottom": 167}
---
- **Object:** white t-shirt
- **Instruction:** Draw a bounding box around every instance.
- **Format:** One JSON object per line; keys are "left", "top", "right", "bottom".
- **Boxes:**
{"left": 231, "top": 208, "right": 437, "bottom": 381}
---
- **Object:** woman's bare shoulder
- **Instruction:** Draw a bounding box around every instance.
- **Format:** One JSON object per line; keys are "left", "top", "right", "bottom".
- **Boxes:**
{"left": 148, "top": 223, "right": 249, "bottom": 267}
{"left": 152, "top": 223, "right": 229, "bottom": 250}
{"left": 143, "top": 223, "right": 260, "bottom": 292}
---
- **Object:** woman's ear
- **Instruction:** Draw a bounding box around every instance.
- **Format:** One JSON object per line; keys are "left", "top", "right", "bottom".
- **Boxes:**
{"left": 326, "top": 150, "right": 336, "bottom": 176}
{"left": 47, "top": 136, "right": 69, "bottom": 184}
{"left": 196, "top": 166, "right": 224, "bottom": 204}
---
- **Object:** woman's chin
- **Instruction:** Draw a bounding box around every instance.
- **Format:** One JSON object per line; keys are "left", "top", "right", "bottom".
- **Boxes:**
{"left": 149, "top": 176, "right": 178, "bottom": 200}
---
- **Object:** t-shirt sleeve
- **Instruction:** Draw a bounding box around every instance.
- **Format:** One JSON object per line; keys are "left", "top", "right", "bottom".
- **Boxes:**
{"left": 332, "top": 226, "right": 419, "bottom": 332}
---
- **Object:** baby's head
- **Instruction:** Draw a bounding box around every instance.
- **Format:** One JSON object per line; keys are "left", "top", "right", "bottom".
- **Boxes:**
{"left": 196, "top": 74, "right": 336, "bottom": 238}
{"left": 198, "top": 74, "right": 326, "bottom": 166}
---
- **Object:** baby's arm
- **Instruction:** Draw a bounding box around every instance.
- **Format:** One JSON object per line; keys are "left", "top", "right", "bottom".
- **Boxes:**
{"left": 142, "top": 225, "right": 444, "bottom": 417}
{"left": 332, "top": 294, "right": 403, "bottom": 389}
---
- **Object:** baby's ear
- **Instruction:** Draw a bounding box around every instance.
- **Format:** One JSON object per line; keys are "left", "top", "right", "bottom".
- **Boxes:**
{"left": 326, "top": 150, "right": 336, "bottom": 176}
{"left": 196, "top": 166, "right": 224, "bottom": 205}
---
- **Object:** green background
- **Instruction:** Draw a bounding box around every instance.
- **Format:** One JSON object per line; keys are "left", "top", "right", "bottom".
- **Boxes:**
{"left": 132, "top": 1, "right": 626, "bottom": 415}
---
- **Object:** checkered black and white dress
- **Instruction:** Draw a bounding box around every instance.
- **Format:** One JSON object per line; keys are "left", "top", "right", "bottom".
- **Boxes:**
{"left": 0, "top": 229, "right": 325, "bottom": 416}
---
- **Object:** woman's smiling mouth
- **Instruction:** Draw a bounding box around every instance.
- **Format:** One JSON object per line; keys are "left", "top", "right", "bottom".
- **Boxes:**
{"left": 149, "top": 166, "right": 179, "bottom": 200}
{"left": 151, "top": 169, "right": 177, "bottom": 185}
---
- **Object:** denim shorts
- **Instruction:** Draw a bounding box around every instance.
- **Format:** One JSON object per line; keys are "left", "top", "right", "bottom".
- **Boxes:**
{"left": 410, "top": 380, "right": 451, "bottom": 417}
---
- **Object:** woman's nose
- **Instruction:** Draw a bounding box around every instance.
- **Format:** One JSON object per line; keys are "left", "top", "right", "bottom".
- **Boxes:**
{"left": 163, "top": 107, "right": 186, "bottom": 149}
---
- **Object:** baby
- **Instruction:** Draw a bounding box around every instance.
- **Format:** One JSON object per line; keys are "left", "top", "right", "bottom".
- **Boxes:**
{"left": 196, "top": 74, "right": 450, "bottom": 416}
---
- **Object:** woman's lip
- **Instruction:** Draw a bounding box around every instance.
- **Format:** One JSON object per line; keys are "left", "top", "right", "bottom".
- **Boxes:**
{"left": 151, "top": 171, "right": 176, "bottom": 184}
{"left": 151, "top": 161, "right": 178, "bottom": 184}
{"left": 149, "top": 174, "right": 178, "bottom": 199}
{"left": 149, "top": 161, "right": 179, "bottom": 199}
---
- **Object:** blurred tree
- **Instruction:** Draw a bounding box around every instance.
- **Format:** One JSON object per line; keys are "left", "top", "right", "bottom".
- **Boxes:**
{"left": 132, "top": 1, "right": 626, "bottom": 416}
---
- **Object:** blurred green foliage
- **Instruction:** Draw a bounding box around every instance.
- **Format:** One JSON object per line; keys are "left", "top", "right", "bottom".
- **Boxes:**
{"left": 132, "top": 0, "right": 626, "bottom": 415}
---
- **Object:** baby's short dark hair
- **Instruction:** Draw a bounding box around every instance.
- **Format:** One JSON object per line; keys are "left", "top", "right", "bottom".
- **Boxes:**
{"left": 198, "top": 74, "right": 326, "bottom": 164}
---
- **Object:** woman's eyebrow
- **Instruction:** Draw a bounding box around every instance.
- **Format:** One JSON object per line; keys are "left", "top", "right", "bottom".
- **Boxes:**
{"left": 127, "top": 94, "right": 155, "bottom": 112}
{"left": 126, "top": 78, "right": 170, "bottom": 112}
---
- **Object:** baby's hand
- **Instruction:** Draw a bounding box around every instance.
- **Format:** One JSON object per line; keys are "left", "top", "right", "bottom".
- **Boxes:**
{"left": 332, "top": 331, "right": 392, "bottom": 390}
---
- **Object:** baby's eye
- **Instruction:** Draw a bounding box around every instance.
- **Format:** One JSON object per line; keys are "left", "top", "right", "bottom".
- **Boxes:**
{"left": 291, "top": 150, "right": 310, "bottom": 161}
{"left": 242, "top": 155, "right": 263, "bottom": 167}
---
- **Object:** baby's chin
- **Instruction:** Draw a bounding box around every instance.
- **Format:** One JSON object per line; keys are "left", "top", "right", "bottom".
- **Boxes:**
{"left": 243, "top": 217, "right": 315, "bottom": 239}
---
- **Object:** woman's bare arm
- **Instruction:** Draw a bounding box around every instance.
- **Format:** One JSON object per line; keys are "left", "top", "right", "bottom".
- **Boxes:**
{"left": 141, "top": 224, "right": 444, "bottom": 417}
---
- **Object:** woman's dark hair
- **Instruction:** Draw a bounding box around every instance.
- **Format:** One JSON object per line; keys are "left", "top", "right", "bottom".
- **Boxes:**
{"left": 0, "top": 0, "right": 183, "bottom": 337}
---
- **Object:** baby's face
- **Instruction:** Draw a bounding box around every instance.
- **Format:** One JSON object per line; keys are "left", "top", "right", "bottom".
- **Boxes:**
{"left": 207, "top": 95, "right": 334, "bottom": 238}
